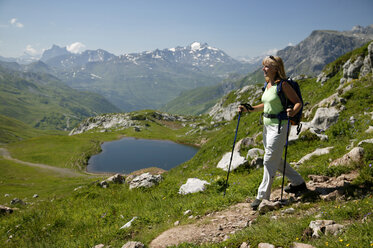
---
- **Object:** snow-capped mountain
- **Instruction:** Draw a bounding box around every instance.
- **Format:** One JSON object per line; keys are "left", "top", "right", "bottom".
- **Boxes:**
{"left": 34, "top": 42, "right": 252, "bottom": 112}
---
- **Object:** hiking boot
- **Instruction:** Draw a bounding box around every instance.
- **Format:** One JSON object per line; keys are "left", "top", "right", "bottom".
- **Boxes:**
{"left": 284, "top": 182, "right": 307, "bottom": 194}
{"left": 250, "top": 198, "right": 262, "bottom": 210}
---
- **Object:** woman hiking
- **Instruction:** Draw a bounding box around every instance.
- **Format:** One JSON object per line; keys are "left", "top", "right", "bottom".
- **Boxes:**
{"left": 239, "top": 55, "right": 307, "bottom": 210}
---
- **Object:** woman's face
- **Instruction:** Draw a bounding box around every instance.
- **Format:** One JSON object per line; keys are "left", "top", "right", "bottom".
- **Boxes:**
{"left": 262, "top": 62, "right": 277, "bottom": 80}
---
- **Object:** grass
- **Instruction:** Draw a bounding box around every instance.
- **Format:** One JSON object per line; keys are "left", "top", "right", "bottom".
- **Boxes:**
{"left": 1, "top": 44, "right": 373, "bottom": 247}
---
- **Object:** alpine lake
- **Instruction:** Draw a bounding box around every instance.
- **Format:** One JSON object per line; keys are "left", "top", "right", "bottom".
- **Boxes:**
{"left": 87, "top": 137, "right": 199, "bottom": 174}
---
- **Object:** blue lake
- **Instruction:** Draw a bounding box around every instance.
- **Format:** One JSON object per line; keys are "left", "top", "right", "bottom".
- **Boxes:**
{"left": 87, "top": 137, "right": 199, "bottom": 174}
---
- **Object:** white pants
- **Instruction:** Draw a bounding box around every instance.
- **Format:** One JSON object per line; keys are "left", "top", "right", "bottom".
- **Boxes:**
{"left": 256, "top": 123, "right": 305, "bottom": 200}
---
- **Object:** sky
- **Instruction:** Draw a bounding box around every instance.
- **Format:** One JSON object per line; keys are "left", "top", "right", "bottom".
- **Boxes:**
{"left": 0, "top": 0, "right": 372, "bottom": 59}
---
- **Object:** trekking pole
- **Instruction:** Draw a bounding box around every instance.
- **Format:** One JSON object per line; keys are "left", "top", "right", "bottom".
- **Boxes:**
{"left": 280, "top": 118, "right": 291, "bottom": 201}
{"left": 223, "top": 111, "right": 241, "bottom": 197}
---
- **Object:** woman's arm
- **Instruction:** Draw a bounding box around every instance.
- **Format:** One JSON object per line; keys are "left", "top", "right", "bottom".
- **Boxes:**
{"left": 238, "top": 103, "right": 264, "bottom": 113}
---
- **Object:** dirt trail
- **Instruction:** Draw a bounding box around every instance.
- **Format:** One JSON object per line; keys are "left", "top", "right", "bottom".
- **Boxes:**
{"left": 149, "top": 172, "right": 358, "bottom": 248}
{"left": 0, "top": 147, "right": 85, "bottom": 177}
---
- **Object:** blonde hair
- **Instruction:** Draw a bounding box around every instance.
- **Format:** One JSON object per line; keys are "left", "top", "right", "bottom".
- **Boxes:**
{"left": 262, "top": 55, "right": 287, "bottom": 83}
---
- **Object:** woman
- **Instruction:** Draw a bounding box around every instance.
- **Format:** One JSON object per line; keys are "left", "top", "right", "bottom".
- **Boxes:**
{"left": 239, "top": 55, "right": 307, "bottom": 210}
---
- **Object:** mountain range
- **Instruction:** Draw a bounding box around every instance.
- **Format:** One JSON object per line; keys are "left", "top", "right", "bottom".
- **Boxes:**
{"left": 0, "top": 25, "right": 372, "bottom": 119}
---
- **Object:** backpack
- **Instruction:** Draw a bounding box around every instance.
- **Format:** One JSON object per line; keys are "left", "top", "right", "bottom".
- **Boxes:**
{"left": 262, "top": 78, "right": 303, "bottom": 134}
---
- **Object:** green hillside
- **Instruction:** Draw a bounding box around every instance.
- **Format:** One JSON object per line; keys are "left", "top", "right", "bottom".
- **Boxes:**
{"left": 0, "top": 65, "right": 120, "bottom": 130}
{"left": 161, "top": 67, "right": 264, "bottom": 115}
{"left": 0, "top": 43, "right": 372, "bottom": 247}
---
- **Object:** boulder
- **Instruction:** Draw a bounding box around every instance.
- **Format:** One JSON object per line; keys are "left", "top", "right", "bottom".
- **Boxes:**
{"left": 258, "top": 243, "right": 275, "bottom": 248}
{"left": 99, "top": 173, "right": 126, "bottom": 188}
{"left": 178, "top": 178, "right": 210, "bottom": 195}
{"left": 129, "top": 173, "right": 162, "bottom": 189}
{"left": 258, "top": 200, "right": 282, "bottom": 214}
{"left": 309, "top": 220, "right": 336, "bottom": 238}
{"left": 0, "top": 205, "right": 14, "bottom": 214}
{"left": 310, "top": 107, "right": 339, "bottom": 131}
{"left": 324, "top": 224, "right": 344, "bottom": 236}
{"left": 329, "top": 147, "right": 364, "bottom": 167}
{"left": 296, "top": 147, "right": 334, "bottom": 165}
{"left": 291, "top": 242, "right": 316, "bottom": 248}
{"left": 217, "top": 151, "right": 247, "bottom": 171}
{"left": 121, "top": 241, "right": 145, "bottom": 248}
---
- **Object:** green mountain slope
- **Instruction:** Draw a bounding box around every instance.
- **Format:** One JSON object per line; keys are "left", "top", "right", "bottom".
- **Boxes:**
{"left": 0, "top": 65, "right": 120, "bottom": 130}
{"left": 161, "top": 68, "right": 264, "bottom": 115}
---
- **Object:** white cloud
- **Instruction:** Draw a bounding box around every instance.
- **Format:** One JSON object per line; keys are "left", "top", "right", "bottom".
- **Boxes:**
{"left": 66, "top": 42, "right": 86, "bottom": 54}
{"left": 25, "top": 45, "right": 38, "bottom": 55}
{"left": 262, "top": 48, "right": 279, "bottom": 56}
{"left": 10, "top": 18, "right": 24, "bottom": 28}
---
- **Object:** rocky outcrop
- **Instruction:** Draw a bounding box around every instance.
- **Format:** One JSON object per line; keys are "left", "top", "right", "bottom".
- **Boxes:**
{"left": 329, "top": 147, "right": 364, "bottom": 167}
{"left": 128, "top": 173, "right": 162, "bottom": 189}
{"left": 178, "top": 178, "right": 210, "bottom": 195}
{"left": 278, "top": 26, "right": 373, "bottom": 77}
{"left": 340, "top": 41, "right": 373, "bottom": 84}
{"left": 308, "top": 220, "right": 344, "bottom": 238}
{"left": 98, "top": 174, "right": 126, "bottom": 188}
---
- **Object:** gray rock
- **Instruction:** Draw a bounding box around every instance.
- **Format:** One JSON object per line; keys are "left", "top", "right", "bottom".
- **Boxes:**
{"left": 358, "top": 138, "right": 373, "bottom": 146}
{"left": 0, "top": 205, "right": 14, "bottom": 214}
{"left": 178, "top": 178, "right": 210, "bottom": 195}
{"left": 296, "top": 147, "right": 333, "bottom": 165}
{"left": 258, "top": 200, "right": 282, "bottom": 214}
{"left": 217, "top": 151, "right": 247, "bottom": 171}
{"left": 119, "top": 217, "right": 138, "bottom": 230}
{"left": 258, "top": 243, "right": 275, "bottom": 248}
{"left": 10, "top": 198, "right": 25, "bottom": 205}
{"left": 291, "top": 242, "right": 316, "bottom": 248}
{"left": 325, "top": 224, "right": 344, "bottom": 236}
{"left": 329, "top": 147, "right": 364, "bottom": 166}
{"left": 121, "top": 241, "right": 144, "bottom": 248}
{"left": 246, "top": 148, "right": 265, "bottom": 159}
{"left": 311, "top": 107, "right": 339, "bottom": 131}
{"left": 129, "top": 173, "right": 162, "bottom": 189}
{"left": 240, "top": 242, "right": 250, "bottom": 248}
{"left": 309, "top": 220, "right": 335, "bottom": 238}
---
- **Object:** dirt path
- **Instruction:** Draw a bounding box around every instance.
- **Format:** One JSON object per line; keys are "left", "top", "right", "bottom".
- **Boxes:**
{"left": 0, "top": 147, "right": 85, "bottom": 177}
{"left": 149, "top": 172, "right": 359, "bottom": 248}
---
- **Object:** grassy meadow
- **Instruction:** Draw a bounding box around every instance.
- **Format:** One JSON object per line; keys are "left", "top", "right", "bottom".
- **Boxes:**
{"left": 1, "top": 44, "right": 373, "bottom": 247}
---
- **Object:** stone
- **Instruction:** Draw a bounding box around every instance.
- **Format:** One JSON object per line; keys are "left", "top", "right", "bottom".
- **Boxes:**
{"left": 291, "top": 242, "right": 316, "bottom": 248}
{"left": 121, "top": 241, "right": 145, "bottom": 248}
{"left": 309, "top": 220, "right": 335, "bottom": 238}
{"left": 308, "top": 175, "right": 330, "bottom": 183}
{"left": 246, "top": 148, "right": 265, "bottom": 159}
{"left": 365, "top": 126, "right": 373, "bottom": 133}
{"left": 10, "top": 198, "right": 25, "bottom": 205}
{"left": 178, "top": 178, "right": 210, "bottom": 195}
{"left": 0, "top": 205, "right": 14, "bottom": 214}
{"left": 310, "top": 107, "right": 339, "bottom": 131}
{"left": 92, "top": 244, "right": 105, "bottom": 248}
{"left": 324, "top": 224, "right": 344, "bottom": 236}
{"left": 240, "top": 242, "right": 250, "bottom": 248}
{"left": 296, "top": 147, "right": 333, "bottom": 165}
{"left": 258, "top": 200, "right": 282, "bottom": 214}
{"left": 119, "top": 217, "right": 138, "bottom": 229}
{"left": 358, "top": 138, "right": 373, "bottom": 146}
{"left": 329, "top": 147, "right": 364, "bottom": 166}
{"left": 258, "top": 243, "right": 275, "bottom": 248}
{"left": 129, "top": 173, "right": 162, "bottom": 189}
{"left": 33, "top": 194, "right": 39, "bottom": 198}
{"left": 217, "top": 151, "right": 247, "bottom": 171}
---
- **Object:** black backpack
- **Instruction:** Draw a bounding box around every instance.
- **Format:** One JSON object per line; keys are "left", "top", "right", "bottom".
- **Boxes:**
{"left": 262, "top": 78, "right": 303, "bottom": 134}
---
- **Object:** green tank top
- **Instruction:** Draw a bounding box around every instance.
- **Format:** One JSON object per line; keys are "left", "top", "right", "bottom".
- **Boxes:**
{"left": 261, "top": 84, "right": 284, "bottom": 125}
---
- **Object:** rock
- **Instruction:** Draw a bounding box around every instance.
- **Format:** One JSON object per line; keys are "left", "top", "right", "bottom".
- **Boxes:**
{"left": 183, "top": 210, "right": 192, "bottom": 215}
{"left": 119, "top": 217, "right": 138, "bottom": 229}
{"left": 246, "top": 148, "right": 265, "bottom": 159}
{"left": 365, "top": 126, "right": 373, "bottom": 133}
{"left": 308, "top": 175, "right": 330, "bottom": 183}
{"left": 258, "top": 243, "right": 275, "bottom": 248}
{"left": 310, "top": 107, "right": 339, "bottom": 131}
{"left": 0, "top": 205, "right": 14, "bottom": 214}
{"left": 358, "top": 138, "right": 373, "bottom": 146}
{"left": 249, "top": 157, "right": 263, "bottom": 168}
{"left": 217, "top": 151, "right": 247, "bottom": 171}
{"left": 10, "top": 198, "right": 25, "bottom": 205}
{"left": 258, "top": 200, "right": 282, "bottom": 214}
{"left": 98, "top": 174, "right": 126, "bottom": 188}
{"left": 329, "top": 147, "right": 364, "bottom": 166}
{"left": 242, "top": 137, "right": 255, "bottom": 148}
{"left": 320, "top": 190, "right": 344, "bottom": 201}
{"left": 324, "top": 224, "right": 344, "bottom": 236}
{"left": 240, "top": 242, "right": 250, "bottom": 248}
{"left": 309, "top": 220, "right": 335, "bottom": 238}
{"left": 129, "top": 173, "right": 162, "bottom": 189}
{"left": 92, "top": 244, "right": 105, "bottom": 248}
{"left": 121, "top": 241, "right": 145, "bottom": 248}
{"left": 33, "top": 194, "right": 39, "bottom": 198}
{"left": 296, "top": 147, "right": 333, "bottom": 165}
{"left": 174, "top": 221, "right": 180, "bottom": 226}
{"left": 4, "top": 194, "right": 10, "bottom": 197}
{"left": 291, "top": 242, "right": 316, "bottom": 248}
{"left": 360, "top": 42, "right": 373, "bottom": 77}
{"left": 178, "top": 178, "right": 210, "bottom": 195}
{"left": 282, "top": 207, "right": 295, "bottom": 214}
{"left": 346, "top": 56, "right": 364, "bottom": 81}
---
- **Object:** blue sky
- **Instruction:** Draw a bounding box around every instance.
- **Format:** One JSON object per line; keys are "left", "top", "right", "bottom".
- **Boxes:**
{"left": 0, "top": 0, "right": 372, "bottom": 59}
